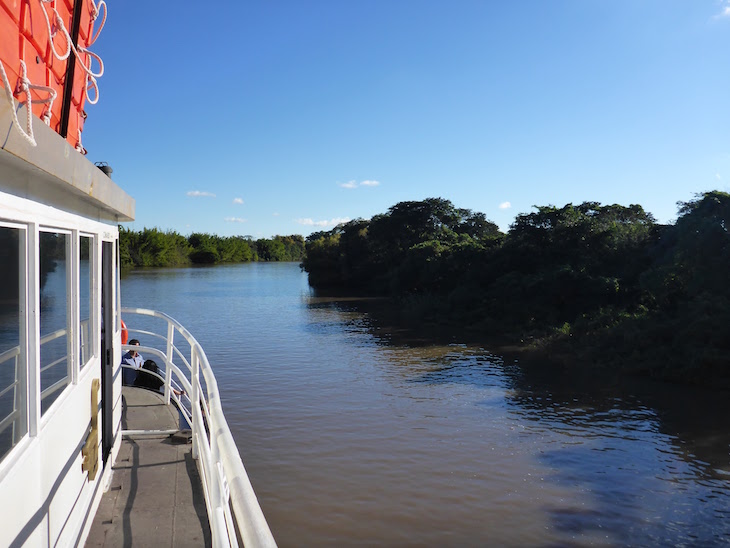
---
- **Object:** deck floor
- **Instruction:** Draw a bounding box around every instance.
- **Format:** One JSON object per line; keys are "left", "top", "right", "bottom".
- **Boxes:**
{"left": 86, "top": 387, "right": 211, "bottom": 547}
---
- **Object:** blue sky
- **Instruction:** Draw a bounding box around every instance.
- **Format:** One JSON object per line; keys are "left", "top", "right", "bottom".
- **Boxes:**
{"left": 83, "top": 1, "right": 730, "bottom": 238}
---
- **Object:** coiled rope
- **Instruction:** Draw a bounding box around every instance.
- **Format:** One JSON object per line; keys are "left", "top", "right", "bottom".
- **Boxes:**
{"left": 39, "top": 0, "right": 105, "bottom": 104}
{"left": 1, "top": 59, "right": 57, "bottom": 146}
{"left": 1, "top": 0, "right": 105, "bottom": 146}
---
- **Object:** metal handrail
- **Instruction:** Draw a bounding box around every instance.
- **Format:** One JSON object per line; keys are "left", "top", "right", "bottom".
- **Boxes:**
{"left": 1, "top": 320, "right": 90, "bottom": 448}
{"left": 121, "top": 307, "right": 276, "bottom": 548}
{"left": 0, "top": 351, "right": 20, "bottom": 439}
{"left": 0, "top": 409, "right": 20, "bottom": 436}
{"left": 0, "top": 346, "right": 20, "bottom": 365}
{"left": 38, "top": 328, "right": 70, "bottom": 406}
{"left": 120, "top": 359, "right": 192, "bottom": 428}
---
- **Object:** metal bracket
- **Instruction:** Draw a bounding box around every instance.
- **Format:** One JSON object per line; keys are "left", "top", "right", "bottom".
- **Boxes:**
{"left": 81, "top": 378, "right": 100, "bottom": 480}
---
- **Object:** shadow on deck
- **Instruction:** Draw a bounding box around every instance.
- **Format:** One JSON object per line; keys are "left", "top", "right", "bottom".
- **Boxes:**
{"left": 86, "top": 387, "right": 211, "bottom": 547}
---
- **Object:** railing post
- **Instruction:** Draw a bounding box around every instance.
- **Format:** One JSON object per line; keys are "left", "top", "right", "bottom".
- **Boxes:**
{"left": 164, "top": 368, "right": 172, "bottom": 405}
{"left": 165, "top": 321, "right": 175, "bottom": 404}
{"left": 192, "top": 347, "right": 200, "bottom": 460}
{"left": 12, "top": 355, "right": 19, "bottom": 444}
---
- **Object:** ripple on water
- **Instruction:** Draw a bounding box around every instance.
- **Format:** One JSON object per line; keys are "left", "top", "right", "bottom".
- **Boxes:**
{"left": 123, "top": 264, "right": 730, "bottom": 547}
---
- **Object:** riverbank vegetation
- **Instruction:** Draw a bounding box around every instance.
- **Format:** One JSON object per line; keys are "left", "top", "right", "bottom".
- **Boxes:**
{"left": 301, "top": 192, "right": 730, "bottom": 388}
{"left": 119, "top": 228, "right": 304, "bottom": 268}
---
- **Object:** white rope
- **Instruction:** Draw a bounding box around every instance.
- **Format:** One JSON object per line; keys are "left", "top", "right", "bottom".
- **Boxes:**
{"left": 18, "top": 60, "right": 58, "bottom": 127}
{"left": 38, "top": 0, "right": 104, "bottom": 79}
{"left": 75, "top": 127, "right": 86, "bottom": 155}
{"left": 88, "top": 0, "right": 107, "bottom": 46}
{"left": 30, "top": 81, "right": 57, "bottom": 125}
{"left": 38, "top": 0, "right": 105, "bottom": 108}
{"left": 39, "top": 0, "right": 72, "bottom": 61}
{"left": 19, "top": 61, "right": 59, "bottom": 128}
{"left": 84, "top": 73, "right": 99, "bottom": 104}
{"left": 0, "top": 59, "right": 37, "bottom": 146}
{"left": 76, "top": 46, "right": 104, "bottom": 78}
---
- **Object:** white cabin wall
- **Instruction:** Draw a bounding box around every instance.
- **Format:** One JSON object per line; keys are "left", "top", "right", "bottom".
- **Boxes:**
{"left": 0, "top": 188, "right": 125, "bottom": 547}
{"left": 42, "top": 369, "right": 98, "bottom": 544}
{"left": 0, "top": 445, "right": 44, "bottom": 545}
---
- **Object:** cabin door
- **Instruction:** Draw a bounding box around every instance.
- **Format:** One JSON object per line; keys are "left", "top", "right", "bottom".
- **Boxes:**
{"left": 100, "top": 241, "right": 114, "bottom": 463}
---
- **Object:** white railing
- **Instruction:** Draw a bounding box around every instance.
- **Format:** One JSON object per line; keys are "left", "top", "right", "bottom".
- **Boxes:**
{"left": 39, "top": 328, "right": 70, "bottom": 403}
{"left": 0, "top": 346, "right": 22, "bottom": 446}
{"left": 0, "top": 326, "right": 73, "bottom": 447}
{"left": 120, "top": 308, "right": 276, "bottom": 548}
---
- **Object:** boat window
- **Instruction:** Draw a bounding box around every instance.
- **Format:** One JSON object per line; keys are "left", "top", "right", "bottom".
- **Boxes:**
{"left": 79, "top": 235, "right": 93, "bottom": 368}
{"left": 0, "top": 225, "right": 27, "bottom": 463}
{"left": 39, "top": 231, "right": 71, "bottom": 415}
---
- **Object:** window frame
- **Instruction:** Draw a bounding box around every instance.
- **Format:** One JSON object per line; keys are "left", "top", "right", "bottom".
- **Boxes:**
{"left": 0, "top": 220, "right": 29, "bottom": 465}
{"left": 37, "top": 227, "right": 73, "bottom": 418}
{"left": 78, "top": 232, "right": 96, "bottom": 372}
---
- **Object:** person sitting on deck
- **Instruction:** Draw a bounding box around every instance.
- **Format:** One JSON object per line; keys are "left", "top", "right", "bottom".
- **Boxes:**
{"left": 134, "top": 359, "right": 185, "bottom": 396}
{"left": 121, "top": 339, "right": 143, "bottom": 385}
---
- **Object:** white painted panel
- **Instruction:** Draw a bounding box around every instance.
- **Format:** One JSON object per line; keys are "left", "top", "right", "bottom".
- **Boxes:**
{"left": 0, "top": 441, "right": 45, "bottom": 546}
{"left": 0, "top": 353, "right": 105, "bottom": 546}
{"left": 43, "top": 372, "right": 96, "bottom": 544}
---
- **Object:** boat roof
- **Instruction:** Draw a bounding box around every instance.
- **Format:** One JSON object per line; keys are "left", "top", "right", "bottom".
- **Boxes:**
{"left": 0, "top": 100, "right": 134, "bottom": 223}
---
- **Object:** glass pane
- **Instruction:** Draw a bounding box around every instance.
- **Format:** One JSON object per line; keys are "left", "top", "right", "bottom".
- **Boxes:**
{"left": 79, "top": 236, "right": 93, "bottom": 367}
{"left": 40, "top": 232, "right": 70, "bottom": 415}
{"left": 0, "top": 226, "right": 26, "bottom": 463}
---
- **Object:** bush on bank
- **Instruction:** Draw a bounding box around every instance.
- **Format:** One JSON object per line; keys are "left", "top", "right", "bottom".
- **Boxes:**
{"left": 301, "top": 192, "right": 730, "bottom": 387}
{"left": 119, "top": 227, "right": 305, "bottom": 268}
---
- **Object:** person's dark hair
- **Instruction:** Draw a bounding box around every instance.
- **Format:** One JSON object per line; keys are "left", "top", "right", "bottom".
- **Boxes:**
{"left": 135, "top": 359, "right": 163, "bottom": 390}
{"left": 128, "top": 339, "right": 140, "bottom": 346}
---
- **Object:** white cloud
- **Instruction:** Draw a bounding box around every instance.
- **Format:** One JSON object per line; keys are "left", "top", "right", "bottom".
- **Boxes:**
{"left": 224, "top": 217, "right": 247, "bottom": 223}
{"left": 295, "top": 217, "right": 351, "bottom": 227}
{"left": 716, "top": 173, "right": 722, "bottom": 181}
{"left": 272, "top": 212, "right": 280, "bottom": 216}
{"left": 339, "top": 179, "right": 381, "bottom": 189}
{"left": 714, "top": 2, "right": 730, "bottom": 18}
{"left": 187, "top": 190, "right": 216, "bottom": 197}
{"left": 499, "top": 201, "right": 512, "bottom": 209}
{"left": 233, "top": 197, "right": 244, "bottom": 204}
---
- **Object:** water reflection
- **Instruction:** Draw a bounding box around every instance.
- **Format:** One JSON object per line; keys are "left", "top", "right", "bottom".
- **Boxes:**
{"left": 122, "top": 264, "right": 730, "bottom": 547}
{"left": 507, "top": 361, "right": 730, "bottom": 481}
{"left": 306, "top": 292, "right": 730, "bottom": 546}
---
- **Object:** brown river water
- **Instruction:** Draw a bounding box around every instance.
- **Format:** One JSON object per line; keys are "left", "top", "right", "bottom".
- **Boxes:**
{"left": 121, "top": 262, "right": 730, "bottom": 547}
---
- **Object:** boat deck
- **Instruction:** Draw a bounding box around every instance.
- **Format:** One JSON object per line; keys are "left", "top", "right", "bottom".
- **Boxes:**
{"left": 86, "top": 387, "right": 211, "bottom": 547}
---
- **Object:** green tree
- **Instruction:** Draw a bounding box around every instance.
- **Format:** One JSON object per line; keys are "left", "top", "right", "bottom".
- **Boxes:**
{"left": 302, "top": 230, "right": 344, "bottom": 286}
{"left": 256, "top": 239, "right": 287, "bottom": 261}
{"left": 188, "top": 233, "right": 219, "bottom": 264}
{"left": 274, "top": 235, "right": 306, "bottom": 261}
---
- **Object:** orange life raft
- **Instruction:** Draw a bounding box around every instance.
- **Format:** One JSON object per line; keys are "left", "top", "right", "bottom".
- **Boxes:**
{"left": 0, "top": 0, "right": 105, "bottom": 152}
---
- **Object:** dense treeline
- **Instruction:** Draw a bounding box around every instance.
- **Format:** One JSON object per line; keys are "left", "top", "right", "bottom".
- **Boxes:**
{"left": 302, "top": 193, "right": 730, "bottom": 386}
{"left": 119, "top": 227, "right": 304, "bottom": 268}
